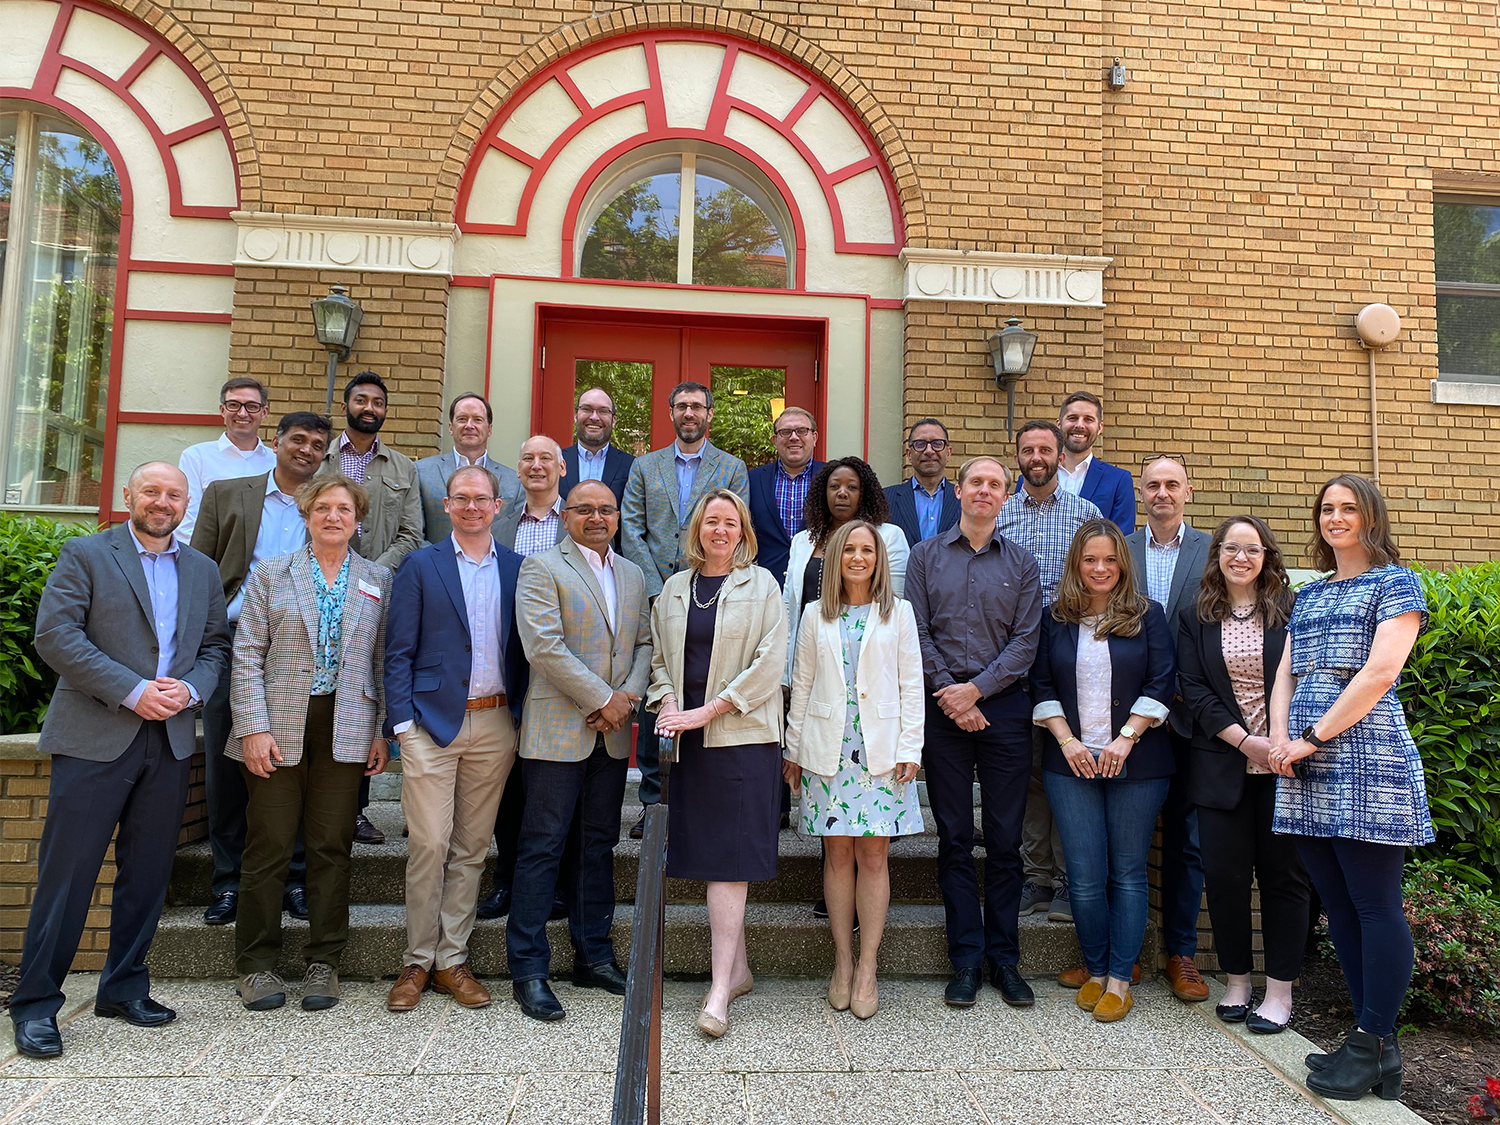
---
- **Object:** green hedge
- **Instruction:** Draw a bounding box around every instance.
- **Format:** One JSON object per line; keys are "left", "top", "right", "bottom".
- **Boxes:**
{"left": 1404, "top": 562, "right": 1500, "bottom": 887}
{"left": 0, "top": 513, "right": 94, "bottom": 735}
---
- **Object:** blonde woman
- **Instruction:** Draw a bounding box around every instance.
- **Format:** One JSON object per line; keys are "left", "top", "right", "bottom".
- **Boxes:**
{"left": 784, "top": 520, "right": 924, "bottom": 1019}
{"left": 648, "top": 489, "right": 787, "bottom": 1039}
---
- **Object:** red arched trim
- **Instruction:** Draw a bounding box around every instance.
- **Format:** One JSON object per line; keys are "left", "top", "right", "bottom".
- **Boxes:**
{"left": 455, "top": 29, "right": 903, "bottom": 257}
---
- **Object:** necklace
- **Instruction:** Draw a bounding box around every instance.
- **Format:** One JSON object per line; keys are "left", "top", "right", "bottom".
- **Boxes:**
{"left": 1230, "top": 603, "right": 1256, "bottom": 621}
{"left": 691, "top": 571, "right": 726, "bottom": 610}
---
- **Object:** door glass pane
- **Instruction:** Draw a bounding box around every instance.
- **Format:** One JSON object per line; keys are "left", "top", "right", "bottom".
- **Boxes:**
{"left": 580, "top": 173, "right": 680, "bottom": 283}
{"left": 575, "top": 359, "right": 653, "bottom": 456}
{"left": 693, "top": 174, "right": 788, "bottom": 288}
{"left": 5, "top": 115, "right": 119, "bottom": 508}
{"left": 709, "top": 366, "right": 784, "bottom": 468}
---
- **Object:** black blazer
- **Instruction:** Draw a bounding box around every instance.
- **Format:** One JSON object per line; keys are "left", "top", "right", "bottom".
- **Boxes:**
{"left": 1030, "top": 604, "right": 1178, "bottom": 779}
{"left": 1176, "top": 610, "right": 1288, "bottom": 810}
{"left": 747, "top": 458, "right": 825, "bottom": 588}
{"left": 560, "top": 443, "right": 634, "bottom": 507}
{"left": 884, "top": 478, "right": 960, "bottom": 549}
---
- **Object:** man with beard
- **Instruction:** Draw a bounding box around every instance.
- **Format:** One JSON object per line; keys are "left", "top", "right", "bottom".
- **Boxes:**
{"left": 747, "top": 406, "right": 824, "bottom": 587}
{"left": 11, "top": 463, "right": 230, "bottom": 1059}
{"left": 415, "top": 393, "right": 518, "bottom": 544}
{"left": 997, "top": 420, "right": 1101, "bottom": 927}
{"left": 1055, "top": 391, "right": 1136, "bottom": 533}
{"left": 322, "top": 370, "right": 423, "bottom": 844}
{"left": 620, "top": 381, "right": 749, "bottom": 836}
{"left": 561, "top": 387, "right": 634, "bottom": 506}
{"left": 885, "top": 417, "right": 961, "bottom": 550}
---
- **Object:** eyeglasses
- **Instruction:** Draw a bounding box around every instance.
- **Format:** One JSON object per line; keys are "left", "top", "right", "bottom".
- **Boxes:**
{"left": 566, "top": 504, "right": 619, "bottom": 518}
{"left": 447, "top": 495, "right": 496, "bottom": 509}
{"left": 774, "top": 427, "right": 814, "bottom": 440}
{"left": 577, "top": 406, "right": 615, "bottom": 417}
{"left": 1140, "top": 452, "right": 1190, "bottom": 467}
{"left": 222, "top": 401, "right": 266, "bottom": 415}
{"left": 907, "top": 439, "right": 950, "bottom": 452}
{"left": 1220, "top": 543, "right": 1265, "bottom": 559}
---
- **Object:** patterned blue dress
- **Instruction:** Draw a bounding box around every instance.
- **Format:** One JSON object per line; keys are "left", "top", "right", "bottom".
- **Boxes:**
{"left": 1272, "top": 565, "right": 1434, "bottom": 846}
{"left": 796, "top": 605, "right": 925, "bottom": 838}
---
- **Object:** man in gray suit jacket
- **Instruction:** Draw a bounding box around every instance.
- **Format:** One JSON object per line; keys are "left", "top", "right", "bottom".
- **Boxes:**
{"left": 415, "top": 392, "right": 519, "bottom": 544}
{"left": 10, "top": 463, "right": 231, "bottom": 1060}
{"left": 1126, "top": 456, "right": 1212, "bottom": 1002}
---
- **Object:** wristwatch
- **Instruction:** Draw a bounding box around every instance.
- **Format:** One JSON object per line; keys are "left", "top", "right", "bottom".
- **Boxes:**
{"left": 1120, "top": 724, "right": 1141, "bottom": 742}
{"left": 1301, "top": 725, "right": 1330, "bottom": 749}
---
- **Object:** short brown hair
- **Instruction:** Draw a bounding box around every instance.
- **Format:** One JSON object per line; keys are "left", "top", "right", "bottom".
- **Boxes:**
{"left": 1308, "top": 474, "right": 1400, "bottom": 571}
{"left": 1197, "top": 515, "right": 1295, "bottom": 628}
{"left": 682, "top": 488, "right": 759, "bottom": 572}
{"left": 956, "top": 456, "right": 1009, "bottom": 488}
{"left": 819, "top": 520, "right": 895, "bottom": 623}
{"left": 220, "top": 377, "right": 267, "bottom": 405}
{"left": 1051, "top": 519, "right": 1149, "bottom": 638}
{"left": 296, "top": 474, "right": 370, "bottom": 523}
{"left": 1060, "top": 390, "right": 1102, "bottom": 419}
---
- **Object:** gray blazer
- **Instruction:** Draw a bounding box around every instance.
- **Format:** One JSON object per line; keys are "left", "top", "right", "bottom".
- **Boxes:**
{"left": 1127, "top": 521, "right": 1211, "bottom": 736}
{"left": 415, "top": 451, "right": 519, "bottom": 545}
{"left": 620, "top": 441, "right": 750, "bottom": 598}
{"left": 33, "top": 524, "right": 231, "bottom": 762}
{"left": 493, "top": 494, "right": 567, "bottom": 554}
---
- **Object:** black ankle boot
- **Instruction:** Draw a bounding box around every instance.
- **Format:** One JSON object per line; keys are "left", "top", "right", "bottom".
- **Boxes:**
{"left": 1305, "top": 1025, "right": 1356, "bottom": 1072}
{"left": 1306, "top": 1029, "right": 1402, "bottom": 1101}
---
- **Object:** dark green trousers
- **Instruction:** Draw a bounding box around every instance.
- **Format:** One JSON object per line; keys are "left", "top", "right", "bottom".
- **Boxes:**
{"left": 234, "top": 694, "right": 364, "bottom": 975}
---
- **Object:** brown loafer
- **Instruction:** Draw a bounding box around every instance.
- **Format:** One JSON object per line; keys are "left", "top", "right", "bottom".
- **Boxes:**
{"left": 386, "top": 964, "right": 429, "bottom": 1012}
{"left": 432, "top": 962, "right": 492, "bottom": 1009}
{"left": 1058, "top": 963, "right": 1140, "bottom": 989}
{"left": 1164, "top": 955, "right": 1209, "bottom": 1002}
{"left": 1092, "top": 989, "right": 1135, "bottom": 1023}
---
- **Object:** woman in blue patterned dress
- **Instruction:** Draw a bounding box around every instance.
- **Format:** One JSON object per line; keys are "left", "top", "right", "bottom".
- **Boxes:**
{"left": 784, "top": 520, "right": 924, "bottom": 1019}
{"left": 1269, "top": 474, "right": 1430, "bottom": 1102}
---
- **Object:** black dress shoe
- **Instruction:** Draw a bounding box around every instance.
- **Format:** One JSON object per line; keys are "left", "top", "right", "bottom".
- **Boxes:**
{"left": 1215, "top": 1002, "right": 1250, "bottom": 1023}
{"left": 353, "top": 812, "right": 386, "bottom": 845}
{"left": 944, "top": 966, "right": 983, "bottom": 1008}
{"left": 988, "top": 961, "right": 1035, "bottom": 1008}
{"left": 573, "top": 959, "right": 628, "bottom": 996}
{"left": 549, "top": 896, "right": 570, "bottom": 921}
{"left": 513, "top": 978, "right": 565, "bottom": 1021}
{"left": 476, "top": 886, "right": 512, "bottom": 920}
{"left": 13, "top": 1017, "right": 62, "bottom": 1059}
{"left": 812, "top": 898, "right": 829, "bottom": 918}
{"left": 628, "top": 810, "right": 646, "bottom": 840}
{"left": 203, "top": 891, "right": 238, "bottom": 925}
{"left": 94, "top": 997, "right": 177, "bottom": 1027}
{"left": 283, "top": 886, "right": 309, "bottom": 920}
{"left": 1246, "top": 1011, "right": 1289, "bottom": 1035}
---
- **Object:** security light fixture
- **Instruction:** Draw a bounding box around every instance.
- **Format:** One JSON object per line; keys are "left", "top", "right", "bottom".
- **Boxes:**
{"left": 987, "top": 316, "right": 1038, "bottom": 437}
{"left": 310, "top": 284, "right": 364, "bottom": 413}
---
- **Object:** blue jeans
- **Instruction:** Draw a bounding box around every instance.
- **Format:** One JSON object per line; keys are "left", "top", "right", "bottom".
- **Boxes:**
{"left": 1044, "top": 772, "right": 1170, "bottom": 982}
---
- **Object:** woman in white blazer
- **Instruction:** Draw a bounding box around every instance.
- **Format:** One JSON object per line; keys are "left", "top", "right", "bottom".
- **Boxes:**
{"left": 782, "top": 457, "right": 908, "bottom": 686}
{"left": 784, "top": 520, "right": 924, "bottom": 1020}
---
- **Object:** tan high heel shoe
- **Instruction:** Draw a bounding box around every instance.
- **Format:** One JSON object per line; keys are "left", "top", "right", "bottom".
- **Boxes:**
{"left": 827, "top": 972, "right": 852, "bottom": 1012}
{"left": 850, "top": 982, "right": 879, "bottom": 1020}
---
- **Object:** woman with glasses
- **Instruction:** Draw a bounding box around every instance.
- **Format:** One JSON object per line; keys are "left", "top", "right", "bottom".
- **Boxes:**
{"left": 1177, "top": 516, "right": 1309, "bottom": 1034}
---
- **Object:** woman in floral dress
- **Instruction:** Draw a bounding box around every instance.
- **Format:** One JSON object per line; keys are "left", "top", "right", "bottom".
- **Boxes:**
{"left": 784, "top": 520, "right": 924, "bottom": 1019}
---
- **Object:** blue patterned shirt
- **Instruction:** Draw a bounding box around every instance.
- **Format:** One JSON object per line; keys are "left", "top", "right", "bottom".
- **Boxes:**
{"left": 774, "top": 460, "right": 813, "bottom": 536}
{"left": 309, "top": 550, "right": 350, "bottom": 696}
{"left": 1144, "top": 520, "right": 1185, "bottom": 607}
{"left": 996, "top": 488, "right": 1101, "bottom": 605}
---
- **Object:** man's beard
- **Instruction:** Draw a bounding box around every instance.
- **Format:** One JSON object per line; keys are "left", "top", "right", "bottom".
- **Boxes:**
{"left": 347, "top": 411, "right": 385, "bottom": 435}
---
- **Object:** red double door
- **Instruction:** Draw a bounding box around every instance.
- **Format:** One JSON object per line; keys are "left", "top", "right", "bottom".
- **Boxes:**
{"left": 535, "top": 308, "right": 824, "bottom": 465}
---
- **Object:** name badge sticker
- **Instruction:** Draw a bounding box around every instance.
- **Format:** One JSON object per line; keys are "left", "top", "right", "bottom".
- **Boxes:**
{"left": 358, "top": 580, "right": 382, "bottom": 601}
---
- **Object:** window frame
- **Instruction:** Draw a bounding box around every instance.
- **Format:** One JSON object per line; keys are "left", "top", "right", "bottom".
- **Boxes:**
{"left": 1434, "top": 191, "right": 1500, "bottom": 385}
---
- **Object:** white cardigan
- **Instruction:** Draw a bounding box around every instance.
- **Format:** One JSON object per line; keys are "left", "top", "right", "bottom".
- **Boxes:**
{"left": 784, "top": 599, "right": 925, "bottom": 778}
{"left": 781, "top": 523, "right": 908, "bottom": 686}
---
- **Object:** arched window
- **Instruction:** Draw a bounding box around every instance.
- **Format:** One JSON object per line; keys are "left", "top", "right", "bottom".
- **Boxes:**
{"left": 578, "top": 144, "right": 792, "bottom": 288}
{"left": 0, "top": 106, "right": 120, "bottom": 510}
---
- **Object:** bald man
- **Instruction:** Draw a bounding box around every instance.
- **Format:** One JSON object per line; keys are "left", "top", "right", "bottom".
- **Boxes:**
{"left": 11, "top": 463, "right": 231, "bottom": 1060}
{"left": 494, "top": 435, "right": 569, "bottom": 555}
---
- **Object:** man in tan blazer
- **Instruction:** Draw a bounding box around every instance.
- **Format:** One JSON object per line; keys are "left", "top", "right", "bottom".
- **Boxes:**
{"left": 506, "top": 481, "right": 652, "bottom": 1021}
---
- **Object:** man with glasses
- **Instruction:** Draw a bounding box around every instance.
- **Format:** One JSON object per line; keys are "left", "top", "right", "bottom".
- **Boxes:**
{"left": 747, "top": 406, "right": 824, "bottom": 587}
{"left": 416, "top": 393, "right": 518, "bottom": 544}
{"left": 886, "top": 417, "right": 961, "bottom": 549}
{"left": 1126, "top": 456, "right": 1212, "bottom": 1005}
{"left": 177, "top": 379, "right": 276, "bottom": 543}
{"left": 561, "top": 387, "right": 634, "bottom": 507}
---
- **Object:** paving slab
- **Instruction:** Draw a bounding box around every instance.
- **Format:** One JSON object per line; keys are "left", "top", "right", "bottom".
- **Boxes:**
{"left": 746, "top": 1070, "right": 988, "bottom": 1125}
{"left": 509, "top": 1071, "right": 747, "bottom": 1125}
{"left": 0, "top": 1076, "right": 290, "bottom": 1125}
{"left": 264, "top": 1075, "right": 524, "bottom": 1125}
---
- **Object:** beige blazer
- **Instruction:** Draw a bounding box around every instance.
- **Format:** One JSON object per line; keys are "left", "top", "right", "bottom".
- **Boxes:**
{"left": 784, "top": 599, "right": 925, "bottom": 778}
{"left": 228, "top": 547, "right": 391, "bottom": 765}
{"left": 646, "top": 565, "right": 787, "bottom": 747}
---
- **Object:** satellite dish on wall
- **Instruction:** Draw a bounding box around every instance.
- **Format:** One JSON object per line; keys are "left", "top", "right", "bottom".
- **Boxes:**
{"left": 1355, "top": 303, "right": 1401, "bottom": 348}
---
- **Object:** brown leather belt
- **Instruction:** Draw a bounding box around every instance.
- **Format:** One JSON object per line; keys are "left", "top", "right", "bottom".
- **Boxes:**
{"left": 466, "top": 694, "right": 505, "bottom": 711}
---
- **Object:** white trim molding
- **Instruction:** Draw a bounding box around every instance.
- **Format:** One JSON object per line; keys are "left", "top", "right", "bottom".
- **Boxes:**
{"left": 231, "top": 212, "right": 460, "bottom": 276}
{"left": 1431, "top": 379, "right": 1500, "bottom": 406}
{"left": 899, "top": 248, "right": 1112, "bottom": 308}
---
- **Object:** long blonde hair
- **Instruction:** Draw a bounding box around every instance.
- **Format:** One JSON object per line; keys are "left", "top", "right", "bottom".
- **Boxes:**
{"left": 681, "top": 488, "right": 759, "bottom": 572}
{"left": 819, "top": 520, "right": 894, "bottom": 623}
{"left": 1051, "top": 519, "right": 1149, "bottom": 638}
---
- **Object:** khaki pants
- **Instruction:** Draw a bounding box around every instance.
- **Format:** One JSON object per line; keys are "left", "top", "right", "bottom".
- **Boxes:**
{"left": 1020, "top": 726, "right": 1067, "bottom": 886}
{"left": 399, "top": 708, "right": 517, "bottom": 970}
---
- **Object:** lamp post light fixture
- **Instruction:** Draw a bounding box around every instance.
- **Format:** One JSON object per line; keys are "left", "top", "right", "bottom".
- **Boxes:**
{"left": 309, "top": 284, "right": 364, "bottom": 414}
{"left": 987, "top": 316, "right": 1038, "bottom": 437}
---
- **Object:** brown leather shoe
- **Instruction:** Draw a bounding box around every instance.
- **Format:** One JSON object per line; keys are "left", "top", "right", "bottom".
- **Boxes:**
{"left": 1058, "top": 963, "right": 1141, "bottom": 989}
{"left": 1164, "top": 955, "right": 1209, "bottom": 1002}
{"left": 432, "top": 962, "right": 492, "bottom": 1009}
{"left": 386, "top": 965, "right": 429, "bottom": 1012}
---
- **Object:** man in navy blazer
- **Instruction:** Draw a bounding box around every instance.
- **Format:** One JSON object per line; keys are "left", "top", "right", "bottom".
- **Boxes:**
{"left": 746, "top": 406, "right": 824, "bottom": 587}
{"left": 1054, "top": 391, "right": 1136, "bottom": 533}
{"left": 560, "top": 387, "right": 634, "bottom": 507}
{"left": 885, "top": 417, "right": 961, "bottom": 549}
{"left": 382, "top": 464, "right": 529, "bottom": 1013}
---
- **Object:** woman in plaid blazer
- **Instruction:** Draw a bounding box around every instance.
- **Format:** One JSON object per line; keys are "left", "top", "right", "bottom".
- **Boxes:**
{"left": 225, "top": 474, "right": 392, "bottom": 1014}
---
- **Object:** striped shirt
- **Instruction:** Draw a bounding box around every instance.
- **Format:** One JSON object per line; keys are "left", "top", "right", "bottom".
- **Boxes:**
{"left": 773, "top": 460, "right": 813, "bottom": 536}
{"left": 996, "top": 487, "right": 1101, "bottom": 605}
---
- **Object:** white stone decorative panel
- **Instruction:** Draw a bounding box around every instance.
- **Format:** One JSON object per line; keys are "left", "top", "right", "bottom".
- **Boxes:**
{"left": 657, "top": 42, "right": 725, "bottom": 131}
{"left": 900, "top": 249, "right": 1112, "bottom": 308}
{"left": 233, "top": 212, "right": 460, "bottom": 276}
{"left": 497, "top": 79, "right": 581, "bottom": 159}
{"left": 725, "top": 51, "right": 808, "bottom": 120}
{"left": 793, "top": 96, "right": 870, "bottom": 173}
{"left": 832, "top": 168, "right": 896, "bottom": 246}
{"left": 466, "top": 147, "right": 532, "bottom": 227}
{"left": 59, "top": 7, "right": 147, "bottom": 80}
{"left": 129, "top": 52, "right": 213, "bottom": 135}
{"left": 119, "top": 321, "right": 231, "bottom": 410}
{"left": 0, "top": 1, "right": 59, "bottom": 88}
{"left": 172, "top": 130, "right": 237, "bottom": 208}
{"left": 126, "top": 273, "right": 235, "bottom": 314}
{"left": 1431, "top": 379, "right": 1500, "bottom": 406}
{"left": 567, "top": 45, "right": 650, "bottom": 107}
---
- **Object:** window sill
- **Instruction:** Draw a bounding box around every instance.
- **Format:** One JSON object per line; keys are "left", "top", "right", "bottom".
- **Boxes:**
{"left": 1431, "top": 380, "right": 1500, "bottom": 406}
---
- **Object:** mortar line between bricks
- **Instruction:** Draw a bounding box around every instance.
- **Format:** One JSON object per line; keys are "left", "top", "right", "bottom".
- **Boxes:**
{"left": 251, "top": 1076, "right": 298, "bottom": 1125}
{"left": 1169, "top": 1071, "right": 1235, "bottom": 1125}
{"left": 955, "top": 1069, "right": 998, "bottom": 1125}
{"left": 0, "top": 1077, "right": 63, "bottom": 1125}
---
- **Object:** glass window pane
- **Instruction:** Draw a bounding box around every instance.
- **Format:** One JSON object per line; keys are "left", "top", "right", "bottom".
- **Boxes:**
{"left": 580, "top": 173, "right": 680, "bottom": 283}
{"left": 1, "top": 115, "right": 15, "bottom": 296}
{"left": 5, "top": 116, "right": 119, "bottom": 508}
{"left": 1436, "top": 294, "right": 1500, "bottom": 381}
{"left": 1435, "top": 202, "right": 1500, "bottom": 283}
{"left": 693, "top": 174, "right": 788, "bottom": 288}
{"left": 709, "top": 366, "right": 784, "bottom": 467}
{"left": 575, "top": 359, "right": 652, "bottom": 456}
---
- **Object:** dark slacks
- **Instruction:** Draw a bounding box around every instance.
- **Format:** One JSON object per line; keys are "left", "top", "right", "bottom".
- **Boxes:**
{"left": 634, "top": 696, "right": 660, "bottom": 806}
{"left": 491, "top": 765, "right": 578, "bottom": 898}
{"left": 506, "top": 739, "right": 627, "bottom": 982}
{"left": 922, "top": 688, "right": 1033, "bottom": 971}
{"left": 10, "top": 720, "right": 187, "bottom": 1023}
{"left": 1158, "top": 731, "right": 1205, "bottom": 957}
{"left": 203, "top": 621, "right": 305, "bottom": 896}
{"left": 1292, "top": 834, "right": 1413, "bottom": 1038}
{"left": 235, "top": 694, "right": 364, "bottom": 974}
{"left": 1199, "top": 774, "right": 1310, "bottom": 980}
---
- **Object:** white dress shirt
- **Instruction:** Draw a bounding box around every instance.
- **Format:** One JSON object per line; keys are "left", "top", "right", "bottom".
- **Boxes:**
{"left": 177, "top": 432, "right": 276, "bottom": 543}
{"left": 1056, "top": 452, "right": 1093, "bottom": 497}
{"left": 575, "top": 539, "right": 618, "bottom": 631}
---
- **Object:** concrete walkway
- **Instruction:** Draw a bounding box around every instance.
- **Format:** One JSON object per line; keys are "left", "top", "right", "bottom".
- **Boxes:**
{"left": 0, "top": 973, "right": 1366, "bottom": 1125}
